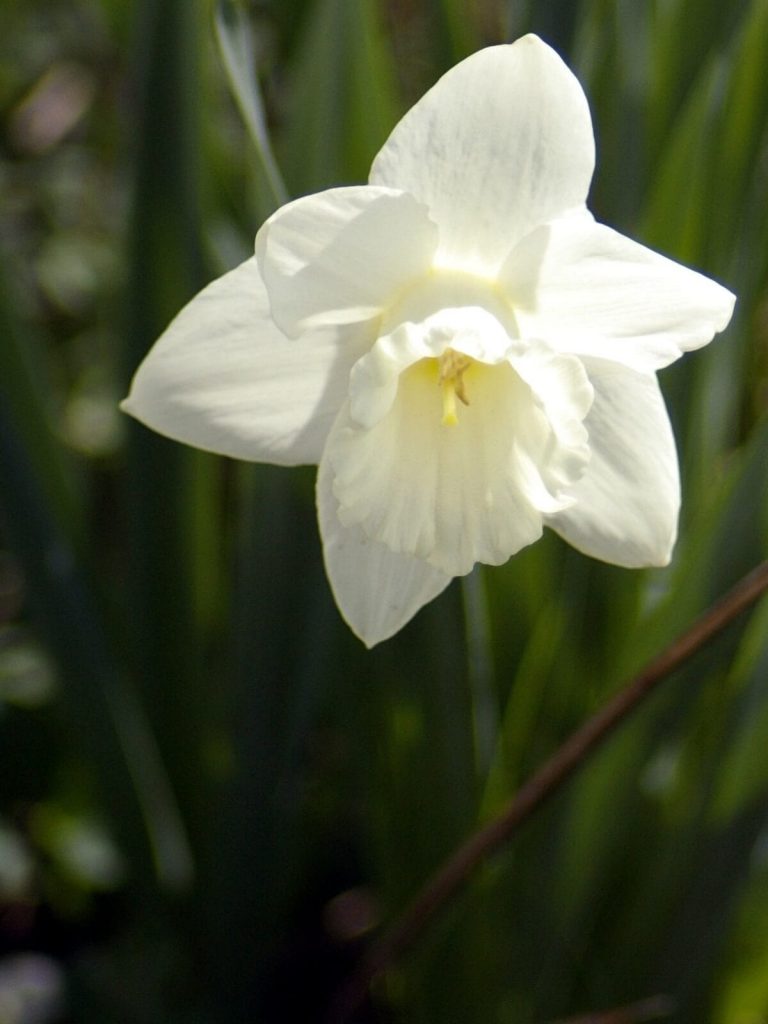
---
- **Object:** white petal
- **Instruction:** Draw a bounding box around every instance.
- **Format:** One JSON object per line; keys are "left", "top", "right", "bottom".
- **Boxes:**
{"left": 256, "top": 186, "right": 438, "bottom": 337}
{"left": 546, "top": 359, "right": 680, "bottom": 567}
{"left": 327, "top": 353, "right": 581, "bottom": 577}
{"left": 317, "top": 452, "right": 451, "bottom": 647}
{"left": 507, "top": 337, "right": 594, "bottom": 490}
{"left": 122, "top": 257, "right": 372, "bottom": 465}
{"left": 503, "top": 216, "right": 736, "bottom": 371}
{"left": 369, "top": 35, "right": 595, "bottom": 277}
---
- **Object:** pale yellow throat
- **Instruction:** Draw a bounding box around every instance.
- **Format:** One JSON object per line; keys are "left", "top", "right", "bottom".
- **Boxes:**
{"left": 437, "top": 348, "right": 473, "bottom": 426}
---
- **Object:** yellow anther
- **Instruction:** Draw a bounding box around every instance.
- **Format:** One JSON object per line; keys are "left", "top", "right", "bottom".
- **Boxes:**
{"left": 437, "top": 349, "right": 471, "bottom": 426}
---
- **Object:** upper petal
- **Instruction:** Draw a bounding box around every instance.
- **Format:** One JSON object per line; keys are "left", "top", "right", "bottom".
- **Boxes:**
{"left": 121, "top": 257, "right": 372, "bottom": 465}
{"left": 546, "top": 358, "right": 680, "bottom": 567}
{"left": 503, "top": 215, "right": 736, "bottom": 371}
{"left": 256, "top": 186, "right": 439, "bottom": 337}
{"left": 317, "top": 450, "right": 452, "bottom": 647}
{"left": 369, "top": 35, "right": 595, "bottom": 277}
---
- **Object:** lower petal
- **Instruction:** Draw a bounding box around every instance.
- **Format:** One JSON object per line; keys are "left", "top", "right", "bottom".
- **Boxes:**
{"left": 546, "top": 358, "right": 680, "bottom": 567}
{"left": 121, "top": 257, "right": 372, "bottom": 465}
{"left": 316, "top": 454, "right": 452, "bottom": 647}
{"left": 327, "top": 361, "right": 553, "bottom": 577}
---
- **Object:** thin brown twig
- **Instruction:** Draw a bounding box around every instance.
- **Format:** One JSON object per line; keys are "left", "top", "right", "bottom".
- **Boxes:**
{"left": 330, "top": 559, "right": 768, "bottom": 1023}
{"left": 547, "top": 993, "right": 676, "bottom": 1024}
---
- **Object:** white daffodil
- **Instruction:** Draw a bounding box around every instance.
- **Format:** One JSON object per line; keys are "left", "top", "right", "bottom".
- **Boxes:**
{"left": 122, "top": 34, "right": 735, "bottom": 647}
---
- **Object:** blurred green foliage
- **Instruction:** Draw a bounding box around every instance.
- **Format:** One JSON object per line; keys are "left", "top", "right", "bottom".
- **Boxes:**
{"left": 1, "top": 0, "right": 767, "bottom": 1022}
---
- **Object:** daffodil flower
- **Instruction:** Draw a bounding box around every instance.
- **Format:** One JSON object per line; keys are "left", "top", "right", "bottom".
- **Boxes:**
{"left": 122, "top": 35, "right": 735, "bottom": 647}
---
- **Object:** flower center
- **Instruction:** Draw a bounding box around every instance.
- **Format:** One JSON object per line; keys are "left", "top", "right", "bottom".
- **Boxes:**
{"left": 437, "top": 348, "right": 473, "bottom": 426}
{"left": 348, "top": 272, "right": 522, "bottom": 432}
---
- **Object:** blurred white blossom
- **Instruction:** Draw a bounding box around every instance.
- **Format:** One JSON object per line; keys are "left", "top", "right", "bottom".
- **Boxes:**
{"left": 0, "top": 955, "right": 64, "bottom": 1024}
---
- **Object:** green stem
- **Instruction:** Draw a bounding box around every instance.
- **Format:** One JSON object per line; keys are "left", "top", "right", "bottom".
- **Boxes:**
{"left": 461, "top": 568, "right": 498, "bottom": 780}
{"left": 213, "top": 0, "right": 290, "bottom": 214}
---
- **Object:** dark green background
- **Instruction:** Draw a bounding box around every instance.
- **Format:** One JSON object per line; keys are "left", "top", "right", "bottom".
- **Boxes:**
{"left": 1, "top": 1, "right": 767, "bottom": 1021}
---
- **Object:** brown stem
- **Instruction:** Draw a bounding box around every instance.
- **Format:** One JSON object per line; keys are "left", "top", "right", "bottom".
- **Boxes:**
{"left": 330, "top": 559, "right": 768, "bottom": 1022}
{"left": 547, "top": 993, "right": 676, "bottom": 1023}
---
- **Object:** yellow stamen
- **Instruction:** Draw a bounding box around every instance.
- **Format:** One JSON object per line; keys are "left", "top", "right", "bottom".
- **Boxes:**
{"left": 442, "top": 380, "right": 460, "bottom": 425}
{"left": 438, "top": 349, "right": 472, "bottom": 426}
